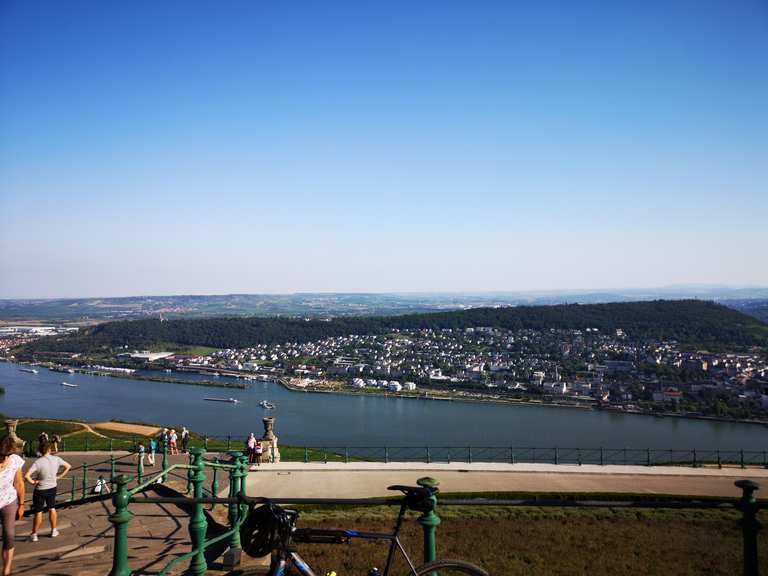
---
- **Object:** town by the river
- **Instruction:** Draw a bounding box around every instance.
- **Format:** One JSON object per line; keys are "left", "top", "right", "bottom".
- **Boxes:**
{"left": 1, "top": 361, "right": 767, "bottom": 450}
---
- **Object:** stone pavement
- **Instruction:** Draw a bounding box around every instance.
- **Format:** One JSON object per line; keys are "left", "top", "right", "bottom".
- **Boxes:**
{"left": 11, "top": 491, "right": 193, "bottom": 576}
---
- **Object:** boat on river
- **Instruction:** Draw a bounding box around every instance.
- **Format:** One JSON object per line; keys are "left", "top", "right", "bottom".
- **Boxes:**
{"left": 61, "top": 382, "right": 78, "bottom": 388}
{"left": 19, "top": 368, "right": 38, "bottom": 374}
{"left": 204, "top": 397, "right": 239, "bottom": 404}
{"left": 259, "top": 400, "right": 275, "bottom": 409}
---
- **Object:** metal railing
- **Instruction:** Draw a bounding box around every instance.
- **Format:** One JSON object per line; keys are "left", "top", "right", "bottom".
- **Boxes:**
{"left": 282, "top": 445, "right": 768, "bottom": 468}
{"left": 35, "top": 435, "right": 768, "bottom": 469}
{"left": 107, "top": 465, "right": 766, "bottom": 576}
{"left": 109, "top": 447, "right": 250, "bottom": 576}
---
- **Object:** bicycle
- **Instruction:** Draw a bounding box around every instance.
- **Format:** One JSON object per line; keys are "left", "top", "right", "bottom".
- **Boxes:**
{"left": 236, "top": 484, "right": 488, "bottom": 576}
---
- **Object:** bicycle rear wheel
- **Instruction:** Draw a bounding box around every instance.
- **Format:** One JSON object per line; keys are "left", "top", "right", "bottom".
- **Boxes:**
{"left": 411, "top": 559, "right": 489, "bottom": 576}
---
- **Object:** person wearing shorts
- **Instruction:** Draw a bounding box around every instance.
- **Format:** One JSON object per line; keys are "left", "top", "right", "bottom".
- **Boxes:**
{"left": 0, "top": 436, "right": 25, "bottom": 576}
{"left": 24, "top": 441, "right": 70, "bottom": 542}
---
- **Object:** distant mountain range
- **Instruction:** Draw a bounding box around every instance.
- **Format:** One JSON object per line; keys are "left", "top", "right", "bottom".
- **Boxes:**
{"left": 1, "top": 287, "right": 768, "bottom": 323}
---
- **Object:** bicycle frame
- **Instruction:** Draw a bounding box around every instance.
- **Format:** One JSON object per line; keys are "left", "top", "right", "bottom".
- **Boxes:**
{"left": 280, "top": 499, "right": 421, "bottom": 576}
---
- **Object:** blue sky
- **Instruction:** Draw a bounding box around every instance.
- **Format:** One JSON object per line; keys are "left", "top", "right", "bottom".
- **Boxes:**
{"left": 1, "top": 0, "right": 766, "bottom": 298}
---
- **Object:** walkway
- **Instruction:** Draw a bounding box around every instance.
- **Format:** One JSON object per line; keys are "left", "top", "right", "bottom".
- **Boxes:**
{"left": 240, "top": 462, "right": 768, "bottom": 499}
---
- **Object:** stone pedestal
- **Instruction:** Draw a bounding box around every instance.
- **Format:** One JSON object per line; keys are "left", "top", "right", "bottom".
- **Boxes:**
{"left": 261, "top": 417, "right": 280, "bottom": 463}
{"left": 4, "top": 419, "right": 25, "bottom": 453}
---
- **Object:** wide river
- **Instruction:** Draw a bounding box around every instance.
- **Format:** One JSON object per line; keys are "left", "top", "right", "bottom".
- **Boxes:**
{"left": 1, "top": 361, "right": 766, "bottom": 449}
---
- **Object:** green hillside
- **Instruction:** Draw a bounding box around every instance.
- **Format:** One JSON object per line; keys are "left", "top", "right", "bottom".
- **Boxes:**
{"left": 17, "top": 300, "right": 768, "bottom": 356}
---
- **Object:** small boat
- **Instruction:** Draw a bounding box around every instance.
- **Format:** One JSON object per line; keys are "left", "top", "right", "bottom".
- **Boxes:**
{"left": 212, "top": 372, "right": 220, "bottom": 377}
{"left": 19, "top": 368, "right": 38, "bottom": 374}
{"left": 259, "top": 400, "right": 276, "bottom": 409}
{"left": 204, "top": 397, "right": 239, "bottom": 404}
{"left": 61, "top": 382, "right": 79, "bottom": 388}
{"left": 164, "top": 369, "right": 172, "bottom": 373}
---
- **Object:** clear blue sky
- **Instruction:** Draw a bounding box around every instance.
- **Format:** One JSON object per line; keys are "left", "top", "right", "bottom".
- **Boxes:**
{"left": 1, "top": 0, "right": 766, "bottom": 298}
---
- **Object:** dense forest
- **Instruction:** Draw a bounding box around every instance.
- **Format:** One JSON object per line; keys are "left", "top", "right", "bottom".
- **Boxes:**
{"left": 17, "top": 300, "right": 768, "bottom": 355}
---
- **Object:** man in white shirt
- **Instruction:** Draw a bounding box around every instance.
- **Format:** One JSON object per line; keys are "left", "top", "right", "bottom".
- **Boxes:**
{"left": 24, "top": 441, "right": 71, "bottom": 542}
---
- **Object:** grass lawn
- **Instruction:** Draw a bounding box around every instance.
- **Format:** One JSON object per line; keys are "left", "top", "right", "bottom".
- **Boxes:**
{"left": 15, "top": 419, "right": 83, "bottom": 438}
{"left": 290, "top": 505, "right": 767, "bottom": 575}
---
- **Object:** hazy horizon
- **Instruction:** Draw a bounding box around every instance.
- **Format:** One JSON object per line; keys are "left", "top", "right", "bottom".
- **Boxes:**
{"left": 2, "top": 283, "right": 768, "bottom": 302}
{"left": 2, "top": 1, "right": 766, "bottom": 299}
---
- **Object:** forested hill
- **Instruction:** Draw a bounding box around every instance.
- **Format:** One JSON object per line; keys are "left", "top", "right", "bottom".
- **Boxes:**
{"left": 17, "top": 300, "right": 768, "bottom": 355}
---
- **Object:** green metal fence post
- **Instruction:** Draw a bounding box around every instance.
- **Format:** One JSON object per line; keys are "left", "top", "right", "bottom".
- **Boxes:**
{"left": 237, "top": 455, "right": 249, "bottom": 510}
{"left": 345, "top": 447, "right": 349, "bottom": 464}
{"left": 109, "top": 438, "right": 114, "bottom": 452}
{"left": 532, "top": 448, "right": 536, "bottom": 463}
{"left": 227, "top": 435, "right": 231, "bottom": 451}
{"left": 225, "top": 452, "right": 243, "bottom": 564}
{"left": 647, "top": 448, "right": 652, "bottom": 467}
{"left": 741, "top": 449, "right": 746, "bottom": 470}
{"left": 425, "top": 447, "right": 430, "bottom": 464}
{"left": 108, "top": 474, "right": 134, "bottom": 576}
{"left": 717, "top": 450, "right": 722, "bottom": 469}
{"left": 70, "top": 475, "right": 76, "bottom": 502}
{"left": 509, "top": 448, "right": 514, "bottom": 465}
{"left": 600, "top": 447, "right": 604, "bottom": 466}
{"left": 468, "top": 446, "right": 472, "bottom": 464}
{"left": 211, "top": 458, "right": 220, "bottom": 510}
{"left": 735, "top": 479, "right": 761, "bottom": 576}
{"left": 203, "top": 436, "right": 208, "bottom": 452}
{"left": 323, "top": 449, "right": 327, "bottom": 464}
{"left": 577, "top": 448, "right": 582, "bottom": 466}
{"left": 554, "top": 447, "right": 558, "bottom": 465}
{"left": 416, "top": 477, "right": 441, "bottom": 569}
{"left": 188, "top": 448, "right": 208, "bottom": 576}
{"left": 161, "top": 441, "right": 169, "bottom": 483}
{"left": 384, "top": 447, "right": 389, "bottom": 464}
{"left": 110, "top": 454, "right": 117, "bottom": 491}
{"left": 692, "top": 448, "right": 698, "bottom": 468}
{"left": 304, "top": 447, "right": 308, "bottom": 463}
{"left": 186, "top": 452, "right": 193, "bottom": 494}
{"left": 82, "top": 463, "right": 88, "bottom": 499}
{"left": 137, "top": 454, "right": 144, "bottom": 484}
{"left": 85, "top": 436, "right": 90, "bottom": 452}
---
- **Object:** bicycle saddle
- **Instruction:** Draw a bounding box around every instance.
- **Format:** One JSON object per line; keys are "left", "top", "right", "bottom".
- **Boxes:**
{"left": 387, "top": 485, "right": 436, "bottom": 512}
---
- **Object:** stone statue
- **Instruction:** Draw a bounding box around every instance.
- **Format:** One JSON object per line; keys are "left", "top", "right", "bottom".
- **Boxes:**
{"left": 260, "top": 417, "right": 280, "bottom": 463}
{"left": 4, "top": 419, "right": 25, "bottom": 453}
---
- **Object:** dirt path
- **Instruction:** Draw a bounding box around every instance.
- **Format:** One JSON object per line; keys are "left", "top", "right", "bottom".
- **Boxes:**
{"left": 91, "top": 421, "right": 161, "bottom": 436}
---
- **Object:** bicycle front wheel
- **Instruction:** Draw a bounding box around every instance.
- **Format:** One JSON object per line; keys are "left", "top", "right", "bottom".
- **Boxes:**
{"left": 410, "top": 559, "right": 489, "bottom": 576}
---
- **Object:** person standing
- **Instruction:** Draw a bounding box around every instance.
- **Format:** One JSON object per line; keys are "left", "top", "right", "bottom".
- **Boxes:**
{"left": 147, "top": 438, "right": 157, "bottom": 466}
{"left": 136, "top": 443, "right": 145, "bottom": 467}
{"left": 255, "top": 440, "right": 263, "bottom": 466}
{"left": 169, "top": 430, "right": 178, "bottom": 456}
{"left": 246, "top": 433, "right": 256, "bottom": 464}
{"left": 181, "top": 427, "right": 190, "bottom": 453}
{"left": 36, "top": 433, "right": 48, "bottom": 457}
{"left": 0, "top": 436, "right": 25, "bottom": 576}
{"left": 24, "top": 441, "right": 70, "bottom": 542}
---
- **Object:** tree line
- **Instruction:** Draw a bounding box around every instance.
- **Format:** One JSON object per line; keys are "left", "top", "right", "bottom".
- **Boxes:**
{"left": 18, "top": 299, "right": 768, "bottom": 356}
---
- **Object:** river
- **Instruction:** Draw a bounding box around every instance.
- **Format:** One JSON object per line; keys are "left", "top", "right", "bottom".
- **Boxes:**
{"left": 1, "top": 361, "right": 766, "bottom": 450}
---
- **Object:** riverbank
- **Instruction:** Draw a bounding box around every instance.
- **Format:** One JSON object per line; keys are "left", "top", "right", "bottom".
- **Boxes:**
{"left": 9, "top": 361, "right": 248, "bottom": 390}
{"left": 276, "top": 377, "right": 768, "bottom": 426}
